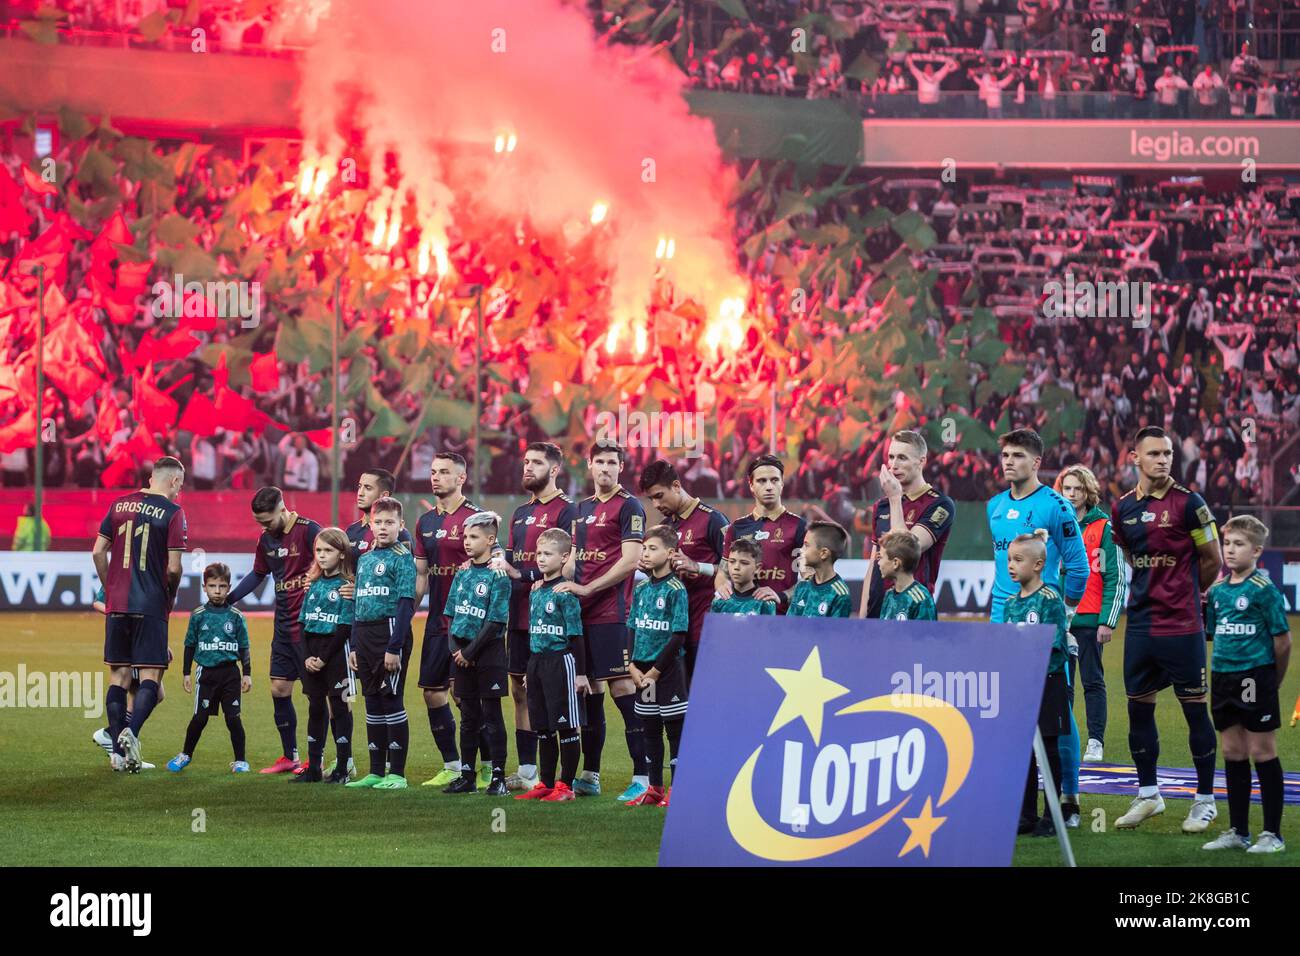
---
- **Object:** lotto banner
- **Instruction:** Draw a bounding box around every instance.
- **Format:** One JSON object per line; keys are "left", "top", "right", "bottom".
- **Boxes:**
{"left": 659, "top": 617, "right": 1053, "bottom": 867}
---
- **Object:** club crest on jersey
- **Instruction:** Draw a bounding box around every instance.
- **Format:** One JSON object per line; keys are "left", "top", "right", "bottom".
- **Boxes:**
{"left": 224, "top": 621, "right": 234, "bottom": 635}
{"left": 1025, "top": 611, "right": 1040, "bottom": 624}
{"left": 1006, "top": 509, "right": 1019, "bottom": 520}
{"left": 818, "top": 602, "right": 829, "bottom": 614}
{"left": 475, "top": 582, "right": 488, "bottom": 597}
{"left": 328, "top": 591, "right": 338, "bottom": 602}
{"left": 895, "top": 612, "right": 907, "bottom": 621}
{"left": 1235, "top": 595, "right": 1248, "bottom": 610}
{"left": 375, "top": 562, "right": 386, "bottom": 575}
{"left": 449, "top": 525, "right": 461, "bottom": 538}
{"left": 1159, "top": 510, "right": 1171, "bottom": 527}
{"left": 545, "top": 600, "right": 555, "bottom": 614}
{"left": 656, "top": 596, "right": 666, "bottom": 609}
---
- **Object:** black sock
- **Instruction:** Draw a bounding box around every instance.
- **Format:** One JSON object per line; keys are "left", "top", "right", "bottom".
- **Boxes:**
{"left": 1128, "top": 700, "right": 1160, "bottom": 788}
{"left": 273, "top": 695, "right": 297, "bottom": 760}
{"left": 1256, "top": 757, "right": 1284, "bottom": 837}
{"left": 643, "top": 714, "right": 665, "bottom": 788}
{"left": 559, "top": 730, "right": 581, "bottom": 786}
{"left": 306, "top": 696, "right": 327, "bottom": 772}
{"left": 1182, "top": 700, "right": 1217, "bottom": 795}
{"left": 1043, "top": 734, "right": 1062, "bottom": 815}
{"left": 128, "top": 680, "right": 160, "bottom": 737}
{"left": 226, "top": 714, "right": 246, "bottom": 762}
{"left": 1225, "top": 758, "right": 1253, "bottom": 835}
{"left": 1023, "top": 753, "right": 1040, "bottom": 822}
{"left": 516, "top": 728, "right": 538, "bottom": 767}
{"left": 427, "top": 703, "right": 459, "bottom": 764}
{"left": 538, "top": 732, "right": 559, "bottom": 787}
{"left": 182, "top": 711, "right": 209, "bottom": 758}
{"left": 329, "top": 695, "right": 353, "bottom": 768}
{"left": 613, "top": 693, "right": 646, "bottom": 777}
{"left": 582, "top": 693, "right": 606, "bottom": 773}
{"left": 386, "top": 694, "right": 409, "bottom": 777}
{"left": 665, "top": 718, "right": 683, "bottom": 786}
{"left": 459, "top": 697, "right": 483, "bottom": 781}
{"left": 106, "top": 685, "right": 128, "bottom": 755}
{"left": 363, "top": 694, "right": 388, "bottom": 776}
{"left": 482, "top": 697, "right": 507, "bottom": 774}
{"left": 124, "top": 710, "right": 134, "bottom": 741}
{"left": 480, "top": 739, "right": 491, "bottom": 767}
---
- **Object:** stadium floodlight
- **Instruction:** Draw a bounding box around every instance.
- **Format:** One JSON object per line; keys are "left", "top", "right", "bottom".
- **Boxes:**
{"left": 655, "top": 236, "right": 676, "bottom": 260}
{"left": 590, "top": 201, "right": 609, "bottom": 225}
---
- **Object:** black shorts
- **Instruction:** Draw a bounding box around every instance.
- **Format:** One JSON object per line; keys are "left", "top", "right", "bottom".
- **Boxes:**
{"left": 104, "top": 614, "right": 170, "bottom": 670}
{"left": 525, "top": 649, "right": 585, "bottom": 733}
{"left": 1212, "top": 665, "right": 1281, "bottom": 733}
{"left": 507, "top": 628, "right": 532, "bottom": 677}
{"left": 583, "top": 622, "right": 631, "bottom": 681}
{"left": 1124, "top": 629, "right": 1208, "bottom": 699}
{"left": 353, "top": 619, "right": 413, "bottom": 699}
{"left": 1037, "top": 670, "right": 1070, "bottom": 738}
{"left": 273, "top": 618, "right": 304, "bottom": 645}
{"left": 301, "top": 634, "right": 355, "bottom": 700}
{"left": 632, "top": 658, "right": 689, "bottom": 720}
{"left": 451, "top": 635, "right": 508, "bottom": 699}
{"left": 419, "top": 618, "right": 452, "bottom": 691}
{"left": 269, "top": 639, "right": 307, "bottom": 682}
{"left": 193, "top": 662, "right": 243, "bottom": 718}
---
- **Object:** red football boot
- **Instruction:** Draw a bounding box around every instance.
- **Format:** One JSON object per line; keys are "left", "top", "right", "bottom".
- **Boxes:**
{"left": 259, "top": 756, "right": 300, "bottom": 774}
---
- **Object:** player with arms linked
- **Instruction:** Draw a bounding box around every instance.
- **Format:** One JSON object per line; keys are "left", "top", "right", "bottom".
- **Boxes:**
{"left": 639, "top": 459, "right": 728, "bottom": 679}
{"left": 92, "top": 456, "right": 188, "bottom": 772}
{"left": 715, "top": 454, "right": 807, "bottom": 610}
{"left": 557, "top": 439, "right": 649, "bottom": 801}
{"left": 226, "top": 487, "right": 324, "bottom": 775}
{"left": 1111, "top": 426, "right": 1224, "bottom": 833}
{"left": 492, "top": 442, "right": 578, "bottom": 791}
{"left": 412, "top": 452, "right": 492, "bottom": 788}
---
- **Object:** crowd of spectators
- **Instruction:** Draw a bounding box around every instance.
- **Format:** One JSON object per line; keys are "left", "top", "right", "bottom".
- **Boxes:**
{"left": 3, "top": 130, "right": 1297, "bottom": 512}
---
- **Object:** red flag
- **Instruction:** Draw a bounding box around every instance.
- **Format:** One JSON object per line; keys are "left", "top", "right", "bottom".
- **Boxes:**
{"left": 21, "top": 164, "right": 59, "bottom": 196}
{"left": 212, "top": 384, "right": 269, "bottom": 433}
{"left": 89, "top": 211, "right": 133, "bottom": 284}
{"left": 212, "top": 351, "right": 230, "bottom": 390}
{"left": 96, "top": 392, "right": 124, "bottom": 445}
{"left": 176, "top": 390, "right": 221, "bottom": 437}
{"left": 0, "top": 407, "right": 36, "bottom": 454}
{"left": 101, "top": 450, "right": 138, "bottom": 488}
{"left": 305, "top": 427, "right": 334, "bottom": 450}
{"left": 0, "top": 164, "right": 32, "bottom": 236}
{"left": 124, "top": 424, "right": 164, "bottom": 462}
{"left": 146, "top": 328, "right": 201, "bottom": 362}
{"left": 249, "top": 350, "right": 279, "bottom": 392}
{"left": 132, "top": 373, "right": 179, "bottom": 433}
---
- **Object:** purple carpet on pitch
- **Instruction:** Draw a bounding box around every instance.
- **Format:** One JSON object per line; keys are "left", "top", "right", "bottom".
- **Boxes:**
{"left": 1057, "top": 763, "right": 1300, "bottom": 806}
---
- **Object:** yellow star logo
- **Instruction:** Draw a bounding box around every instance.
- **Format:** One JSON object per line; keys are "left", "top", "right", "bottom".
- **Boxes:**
{"left": 764, "top": 647, "right": 849, "bottom": 746}
{"left": 897, "top": 797, "right": 946, "bottom": 859}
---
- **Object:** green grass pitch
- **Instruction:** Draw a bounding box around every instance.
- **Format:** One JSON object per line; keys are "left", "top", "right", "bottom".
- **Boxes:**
{"left": 2, "top": 612, "right": 1298, "bottom": 867}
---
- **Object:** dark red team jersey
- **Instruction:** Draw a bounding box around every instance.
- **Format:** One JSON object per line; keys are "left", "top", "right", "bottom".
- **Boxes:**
{"left": 97, "top": 490, "right": 187, "bottom": 618}
{"left": 722, "top": 507, "right": 807, "bottom": 594}
{"left": 1111, "top": 482, "right": 1218, "bottom": 637}
{"left": 506, "top": 490, "right": 578, "bottom": 630}
{"left": 413, "top": 497, "right": 484, "bottom": 633}
{"left": 865, "top": 485, "right": 956, "bottom": 618}
{"left": 573, "top": 487, "right": 646, "bottom": 626}
{"left": 253, "top": 513, "right": 322, "bottom": 639}
{"left": 666, "top": 498, "right": 729, "bottom": 643}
